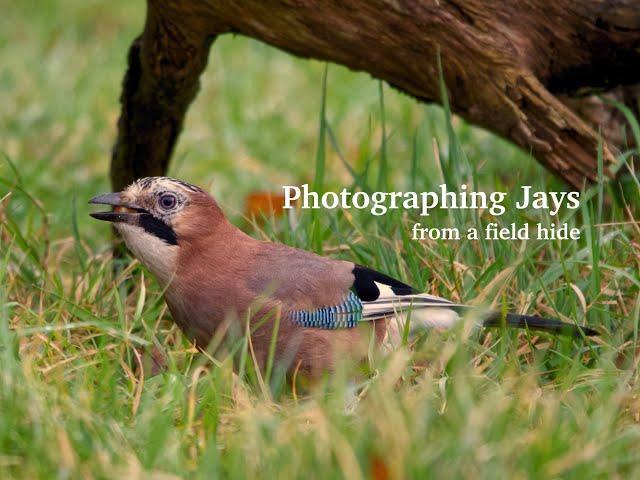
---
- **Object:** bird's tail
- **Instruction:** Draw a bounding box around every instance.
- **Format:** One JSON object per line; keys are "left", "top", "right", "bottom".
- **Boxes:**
{"left": 361, "top": 291, "right": 598, "bottom": 337}
{"left": 482, "top": 312, "right": 599, "bottom": 337}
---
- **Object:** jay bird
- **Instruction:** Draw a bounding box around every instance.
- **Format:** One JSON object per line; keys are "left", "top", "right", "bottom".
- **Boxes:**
{"left": 90, "top": 177, "right": 597, "bottom": 377}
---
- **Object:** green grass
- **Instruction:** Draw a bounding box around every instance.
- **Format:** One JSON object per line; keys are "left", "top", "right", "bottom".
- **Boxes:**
{"left": 2, "top": 0, "right": 640, "bottom": 478}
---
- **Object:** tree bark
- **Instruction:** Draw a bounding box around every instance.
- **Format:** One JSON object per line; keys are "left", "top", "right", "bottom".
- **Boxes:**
{"left": 110, "top": 3, "right": 214, "bottom": 190}
{"left": 112, "top": 0, "right": 640, "bottom": 190}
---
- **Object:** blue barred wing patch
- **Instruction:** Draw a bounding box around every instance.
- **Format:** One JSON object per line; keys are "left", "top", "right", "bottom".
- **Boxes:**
{"left": 289, "top": 291, "right": 363, "bottom": 329}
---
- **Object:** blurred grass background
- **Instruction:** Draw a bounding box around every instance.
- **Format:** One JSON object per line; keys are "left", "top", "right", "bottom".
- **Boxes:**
{"left": 1, "top": 0, "right": 544, "bottom": 241}
{"left": 2, "top": 0, "right": 640, "bottom": 478}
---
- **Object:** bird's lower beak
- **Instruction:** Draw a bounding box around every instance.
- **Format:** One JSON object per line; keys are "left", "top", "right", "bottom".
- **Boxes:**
{"left": 88, "top": 192, "right": 146, "bottom": 223}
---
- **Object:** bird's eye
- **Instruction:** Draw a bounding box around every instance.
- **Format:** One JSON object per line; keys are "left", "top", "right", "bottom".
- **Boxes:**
{"left": 159, "top": 193, "right": 177, "bottom": 210}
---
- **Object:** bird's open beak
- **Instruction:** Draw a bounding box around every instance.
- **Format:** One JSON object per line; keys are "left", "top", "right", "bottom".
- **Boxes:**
{"left": 88, "top": 192, "right": 147, "bottom": 223}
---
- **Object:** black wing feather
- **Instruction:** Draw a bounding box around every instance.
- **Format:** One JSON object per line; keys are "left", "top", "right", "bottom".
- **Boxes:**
{"left": 351, "top": 264, "right": 419, "bottom": 301}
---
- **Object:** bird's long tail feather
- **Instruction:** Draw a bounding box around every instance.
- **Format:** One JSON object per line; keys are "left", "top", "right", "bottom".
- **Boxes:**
{"left": 483, "top": 312, "right": 598, "bottom": 337}
{"left": 360, "top": 290, "right": 597, "bottom": 337}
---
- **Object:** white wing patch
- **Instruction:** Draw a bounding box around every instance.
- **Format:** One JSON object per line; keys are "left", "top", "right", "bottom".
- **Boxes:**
{"left": 362, "top": 281, "right": 461, "bottom": 329}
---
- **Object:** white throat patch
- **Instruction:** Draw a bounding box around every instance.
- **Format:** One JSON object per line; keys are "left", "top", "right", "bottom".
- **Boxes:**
{"left": 116, "top": 223, "right": 178, "bottom": 285}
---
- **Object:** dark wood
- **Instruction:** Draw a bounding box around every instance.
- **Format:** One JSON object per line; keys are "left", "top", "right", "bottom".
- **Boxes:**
{"left": 111, "top": 0, "right": 640, "bottom": 190}
{"left": 110, "top": 4, "right": 214, "bottom": 190}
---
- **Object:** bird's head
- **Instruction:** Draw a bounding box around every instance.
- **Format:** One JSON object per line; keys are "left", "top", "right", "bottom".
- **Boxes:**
{"left": 89, "top": 177, "right": 222, "bottom": 282}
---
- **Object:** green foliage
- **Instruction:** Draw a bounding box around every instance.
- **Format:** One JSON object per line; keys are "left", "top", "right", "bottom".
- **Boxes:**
{"left": 1, "top": 0, "right": 640, "bottom": 478}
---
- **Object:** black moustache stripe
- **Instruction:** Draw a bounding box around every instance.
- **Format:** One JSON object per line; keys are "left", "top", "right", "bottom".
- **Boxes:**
{"left": 138, "top": 214, "right": 178, "bottom": 245}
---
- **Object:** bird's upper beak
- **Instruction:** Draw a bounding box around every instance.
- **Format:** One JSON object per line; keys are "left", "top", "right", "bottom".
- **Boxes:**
{"left": 88, "top": 192, "right": 146, "bottom": 223}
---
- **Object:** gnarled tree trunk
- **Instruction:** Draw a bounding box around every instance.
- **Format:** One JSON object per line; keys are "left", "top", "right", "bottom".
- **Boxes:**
{"left": 111, "top": 0, "right": 640, "bottom": 191}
